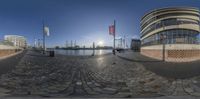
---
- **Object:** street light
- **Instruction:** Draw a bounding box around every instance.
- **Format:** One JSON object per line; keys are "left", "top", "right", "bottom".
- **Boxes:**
{"left": 92, "top": 42, "right": 95, "bottom": 56}
{"left": 161, "top": 34, "right": 166, "bottom": 61}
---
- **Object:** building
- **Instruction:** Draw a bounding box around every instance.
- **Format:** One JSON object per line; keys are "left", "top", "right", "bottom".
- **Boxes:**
{"left": 131, "top": 39, "right": 141, "bottom": 52}
{"left": 140, "top": 7, "right": 200, "bottom": 62}
{"left": 4, "top": 35, "right": 27, "bottom": 49}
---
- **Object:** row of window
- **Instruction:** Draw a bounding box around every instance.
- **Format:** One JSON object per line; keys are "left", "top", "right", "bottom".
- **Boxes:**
{"left": 141, "top": 8, "right": 199, "bottom": 22}
{"left": 141, "top": 12, "right": 199, "bottom": 29}
{"left": 141, "top": 18, "right": 199, "bottom": 37}
{"left": 141, "top": 29, "right": 200, "bottom": 46}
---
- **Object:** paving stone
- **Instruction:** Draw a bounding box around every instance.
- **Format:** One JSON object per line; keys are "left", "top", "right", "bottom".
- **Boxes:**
{"left": 76, "top": 82, "right": 82, "bottom": 85}
{"left": 86, "top": 82, "right": 92, "bottom": 85}
{"left": 115, "top": 92, "right": 132, "bottom": 98}
{"left": 185, "top": 87, "right": 194, "bottom": 93}
{"left": 0, "top": 50, "right": 193, "bottom": 98}
{"left": 191, "top": 92, "right": 200, "bottom": 96}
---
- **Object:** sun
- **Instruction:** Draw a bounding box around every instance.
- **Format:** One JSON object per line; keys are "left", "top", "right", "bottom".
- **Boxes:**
{"left": 97, "top": 41, "right": 104, "bottom": 46}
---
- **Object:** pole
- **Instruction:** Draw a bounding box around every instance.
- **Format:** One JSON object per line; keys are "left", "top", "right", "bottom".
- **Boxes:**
{"left": 123, "top": 35, "right": 125, "bottom": 49}
{"left": 71, "top": 40, "right": 73, "bottom": 48}
{"left": 66, "top": 40, "right": 68, "bottom": 48}
{"left": 92, "top": 42, "right": 95, "bottom": 56}
{"left": 161, "top": 21, "right": 165, "bottom": 61}
{"left": 34, "top": 39, "right": 36, "bottom": 48}
{"left": 163, "top": 38, "right": 165, "bottom": 61}
{"left": 43, "top": 21, "right": 45, "bottom": 54}
{"left": 113, "top": 20, "right": 116, "bottom": 55}
{"left": 38, "top": 39, "right": 40, "bottom": 48}
{"left": 75, "top": 40, "right": 76, "bottom": 47}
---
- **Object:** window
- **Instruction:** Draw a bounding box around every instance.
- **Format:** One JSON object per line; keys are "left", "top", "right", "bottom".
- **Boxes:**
{"left": 142, "top": 29, "right": 200, "bottom": 46}
{"left": 142, "top": 18, "right": 199, "bottom": 37}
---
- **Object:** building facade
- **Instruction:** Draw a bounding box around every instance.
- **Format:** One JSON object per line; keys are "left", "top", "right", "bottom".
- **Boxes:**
{"left": 140, "top": 7, "right": 200, "bottom": 62}
{"left": 4, "top": 35, "right": 27, "bottom": 49}
{"left": 131, "top": 39, "right": 141, "bottom": 52}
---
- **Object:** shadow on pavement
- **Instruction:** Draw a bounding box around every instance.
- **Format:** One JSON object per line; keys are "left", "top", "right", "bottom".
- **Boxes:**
{"left": 117, "top": 52, "right": 200, "bottom": 79}
{"left": 0, "top": 50, "right": 27, "bottom": 76}
{"left": 142, "top": 60, "right": 200, "bottom": 79}
{"left": 117, "top": 55, "right": 162, "bottom": 63}
{"left": 26, "top": 53, "right": 48, "bottom": 57}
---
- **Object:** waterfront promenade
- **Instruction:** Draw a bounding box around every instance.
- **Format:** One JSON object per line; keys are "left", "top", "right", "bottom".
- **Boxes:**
{"left": 0, "top": 50, "right": 27, "bottom": 76}
{"left": 0, "top": 50, "right": 200, "bottom": 98}
{"left": 117, "top": 51, "right": 200, "bottom": 79}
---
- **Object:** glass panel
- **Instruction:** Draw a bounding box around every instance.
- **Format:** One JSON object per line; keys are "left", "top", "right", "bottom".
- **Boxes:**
{"left": 142, "top": 29, "right": 200, "bottom": 46}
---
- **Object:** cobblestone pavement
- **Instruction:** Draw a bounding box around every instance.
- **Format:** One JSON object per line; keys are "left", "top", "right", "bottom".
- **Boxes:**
{"left": 1, "top": 50, "right": 200, "bottom": 98}
{"left": 0, "top": 50, "right": 27, "bottom": 76}
{"left": 0, "top": 50, "right": 132, "bottom": 98}
{"left": 117, "top": 51, "right": 200, "bottom": 97}
{"left": 117, "top": 51, "right": 200, "bottom": 79}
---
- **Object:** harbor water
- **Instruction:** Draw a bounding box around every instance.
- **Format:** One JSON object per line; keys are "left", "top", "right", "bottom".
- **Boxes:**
{"left": 55, "top": 49, "right": 112, "bottom": 56}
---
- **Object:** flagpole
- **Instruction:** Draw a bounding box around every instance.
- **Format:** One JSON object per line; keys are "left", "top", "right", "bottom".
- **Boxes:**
{"left": 43, "top": 20, "right": 45, "bottom": 54}
{"left": 113, "top": 20, "right": 116, "bottom": 55}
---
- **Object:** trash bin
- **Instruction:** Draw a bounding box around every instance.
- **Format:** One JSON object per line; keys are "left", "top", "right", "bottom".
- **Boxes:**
{"left": 49, "top": 51, "right": 55, "bottom": 57}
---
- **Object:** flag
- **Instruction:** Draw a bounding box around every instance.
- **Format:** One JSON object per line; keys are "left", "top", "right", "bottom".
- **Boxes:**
{"left": 109, "top": 25, "right": 115, "bottom": 36}
{"left": 44, "top": 26, "right": 50, "bottom": 36}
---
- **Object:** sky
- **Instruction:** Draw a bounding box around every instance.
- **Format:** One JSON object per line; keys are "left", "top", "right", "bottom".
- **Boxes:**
{"left": 0, "top": 0, "right": 200, "bottom": 47}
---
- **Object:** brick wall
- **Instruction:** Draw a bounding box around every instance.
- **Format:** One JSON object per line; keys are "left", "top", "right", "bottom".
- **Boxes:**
{"left": 141, "top": 49, "right": 200, "bottom": 62}
{"left": 0, "top": 49, "right": 21, "bottom": 57}
{"left": 0, "top": 45, "right": 22, "bottom": 58}
{"left": 166, "top": 50, "right": 200, "bottom": 62}
{"left": 141, "top": 49, "right": 163, "bottom": 60}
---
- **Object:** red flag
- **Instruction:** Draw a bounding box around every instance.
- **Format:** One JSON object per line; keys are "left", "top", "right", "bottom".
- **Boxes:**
{"left": 109, "top": 25, "right": 115, "bottom": 36}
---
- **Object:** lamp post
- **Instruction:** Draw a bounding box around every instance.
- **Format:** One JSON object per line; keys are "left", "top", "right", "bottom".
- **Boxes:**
{"left": 43, "top": 32, "right": 45, "bottom": 54}
{"left": 113, "top": 20, "right": 116, "bottom": 55}
{"left": 161, "top": 34, "right": 166, "bottom": 61}
{"left": 92, "top": 42, "right": 95, "bottom": 56}
{"left": 42, "top": 21, "right": 45, "bottom": 54}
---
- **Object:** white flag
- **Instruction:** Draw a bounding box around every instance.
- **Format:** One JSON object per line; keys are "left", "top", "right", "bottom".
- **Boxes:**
{"left": 44, "top": 26, "right": 50, "bottom": 36}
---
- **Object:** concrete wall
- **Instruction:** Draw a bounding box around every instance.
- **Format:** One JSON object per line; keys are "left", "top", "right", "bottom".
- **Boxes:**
{"left": 141, "top": 44, "right": 200, "bottom": 62}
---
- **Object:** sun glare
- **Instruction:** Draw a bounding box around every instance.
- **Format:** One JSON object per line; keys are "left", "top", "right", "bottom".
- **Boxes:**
{"left": 97, "top": 41, "right": 104, "bottom": 46}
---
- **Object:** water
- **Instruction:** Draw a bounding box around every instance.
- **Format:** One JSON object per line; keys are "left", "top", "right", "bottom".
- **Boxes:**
{"left": 55, "top": 49, "right": 112, "bottom": 56}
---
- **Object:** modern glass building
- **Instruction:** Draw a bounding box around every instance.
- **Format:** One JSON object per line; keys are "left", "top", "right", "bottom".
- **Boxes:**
{"left": 140, "top": 7, "right": 200, "bottom": 62}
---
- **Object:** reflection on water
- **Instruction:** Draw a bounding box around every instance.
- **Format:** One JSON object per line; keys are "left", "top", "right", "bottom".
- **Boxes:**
{"left": 55, "top": 49, "right": 112, "bottom": 56}
{"left": 99, "top": 50, "right": 102, "bottom": 55}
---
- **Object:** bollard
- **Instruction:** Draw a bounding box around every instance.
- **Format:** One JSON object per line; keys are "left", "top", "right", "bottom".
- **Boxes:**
{"left": 49, "top": 51, "right": 55, "bottom": 57}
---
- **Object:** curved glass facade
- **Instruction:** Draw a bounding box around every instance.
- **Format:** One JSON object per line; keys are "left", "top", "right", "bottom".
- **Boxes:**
{"left": 141, "top": 7, "right": 200, "bottom": 46}
{"left": 141, "top": 12, "right": 199, "bottom": 30}
{"left": 141, "top": 7, "right": 200, "bottom": 22}
{"left": 141, "top": 18, "right": 199, "bottom": 37}
{"left": 142, "top": 29, "right": 200, "bottom": 46}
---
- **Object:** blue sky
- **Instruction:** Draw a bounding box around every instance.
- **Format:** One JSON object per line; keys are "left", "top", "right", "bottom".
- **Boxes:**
{"left": 0, "top": 0, "right": 199, "bottom": 47}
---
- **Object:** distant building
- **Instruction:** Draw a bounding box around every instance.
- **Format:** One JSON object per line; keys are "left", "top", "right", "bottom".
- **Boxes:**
{"left": 96, "top": 46, "right": 113, "bottom": 49}
{"left": 131, "top": 39, "right": 141, "bottom": 51}
{"left": 4, "top": 35, "right": 27, "bottom": 48}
